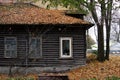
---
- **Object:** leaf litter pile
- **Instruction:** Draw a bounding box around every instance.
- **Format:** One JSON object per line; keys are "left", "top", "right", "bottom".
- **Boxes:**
{"left": 67, "top": 54, "right": 120, "bottom": 80}
{"left": 0, "top": 3, "right": 89, "bottom": 24}
{"left": 0, "top": 54, "right": 120, "bottom": 80}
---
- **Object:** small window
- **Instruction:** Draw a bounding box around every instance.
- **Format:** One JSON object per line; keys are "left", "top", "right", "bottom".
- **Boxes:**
{"left": 4, "top": 37, "right": 17, "bottom": 58}
{"left": 60, "top": 37, "right": 72, "bottom": 58}
{"left": 29, "top": 37, "right": 42, "bottom": 58}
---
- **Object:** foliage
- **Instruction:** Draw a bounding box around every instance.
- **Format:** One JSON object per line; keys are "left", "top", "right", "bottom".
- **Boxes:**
{"left": 87, "top": 35, "right": 96, "bottom": 49}
{"left": 92, "top": 50, "right": 98, "bottom": 56}
{"left": 42, "top": 0, "right": 88, "bottom": 14}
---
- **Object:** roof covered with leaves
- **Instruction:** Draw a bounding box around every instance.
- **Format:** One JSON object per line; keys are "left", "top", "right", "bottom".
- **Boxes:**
{"left": 0, "top": 3, "right": 92, "bottom": 25}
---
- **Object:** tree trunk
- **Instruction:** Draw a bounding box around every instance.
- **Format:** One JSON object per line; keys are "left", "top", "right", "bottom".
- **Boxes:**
{"left": 105, "top": 23, "right": 110, "bottom": 60}
{"left": 97, "top": 24, "right": 105, "bottom": 62}
{"left": 105, "top": 6, "right": 110, "bottom": 60}
{"left": 89, "top": 0, "right": 105, "bottom": 62}
{"left": 105, "top": 0, "right": 113, "bottom": 60}
{"left": 96, "top": 0, "right": 105, "bottom": 62}
{"left": 117, "top": 19, "right": 120, "bottom": 42}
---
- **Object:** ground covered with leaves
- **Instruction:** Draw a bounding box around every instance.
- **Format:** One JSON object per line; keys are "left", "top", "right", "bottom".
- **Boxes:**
{"left": 67, "top": 54, "right": 120, "bottom": 80}
{"left": 0, "top": 54, "right": 120, "bottom": 80}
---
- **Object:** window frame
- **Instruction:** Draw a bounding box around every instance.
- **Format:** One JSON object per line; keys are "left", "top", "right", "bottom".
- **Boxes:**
{"left": 4, "top": 37, "right": 17, "bottom": 58}
{"left": 29, "top": 37, "right": 42, "bottom": 58}
{"left": 60, "top": 37, "right": 73, "bottom": 58}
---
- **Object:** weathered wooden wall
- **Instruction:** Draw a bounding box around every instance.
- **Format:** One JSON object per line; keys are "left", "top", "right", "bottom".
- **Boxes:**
{"left": 0, "top": 25, "right": 86, "bottom": 68}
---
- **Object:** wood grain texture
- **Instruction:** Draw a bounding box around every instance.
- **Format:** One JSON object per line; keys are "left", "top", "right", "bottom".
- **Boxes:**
{"left": 0, "top": 25, "right": 86, "bottom": 67}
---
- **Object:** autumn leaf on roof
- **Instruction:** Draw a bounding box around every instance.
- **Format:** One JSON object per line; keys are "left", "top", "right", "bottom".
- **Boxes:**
{"left": 0, "top": 3, "right": 91, "bottom": 25}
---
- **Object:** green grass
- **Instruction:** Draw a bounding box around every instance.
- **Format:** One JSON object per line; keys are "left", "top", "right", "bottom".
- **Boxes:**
{"left": 105, "top": 76, "right": 120, "bottom": 80}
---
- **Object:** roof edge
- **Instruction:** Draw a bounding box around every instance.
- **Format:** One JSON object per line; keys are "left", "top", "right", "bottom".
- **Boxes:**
{"left": 0, "top": 23, "right": 94, "bottom": 29}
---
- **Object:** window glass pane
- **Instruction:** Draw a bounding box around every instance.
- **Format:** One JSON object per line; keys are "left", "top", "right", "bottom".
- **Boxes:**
{"left": 30, "top": 39, "right": 36, "bottom": 47}
{"left": 6, "top": 38, "right": 15, "bottom": 41}
{"left": 5, "top": 44, "right": 11, "bottom": 50}
{"left": 12, "top": 45, "right": 16, "bottom": 50}
{"left": 36, "top": 38, "right": 41, "bottom": 56}
{"left": 29, "top": 49, "right": 35, "bottom": 56}
{"left": 5, "top": 50, "right": 11, "bottom": 57}
{"left": 5, "top": 37, "right": 17, "bottom": 58}
{"left": 6, "top": 41, "right": 11, "bottom": 45}
{"left": 11, "top": 50, "right": 17, "bottom": 58}
{"left": 29, "top": 38, "right": 41, "bottom": 58}
{"left": 62, "top": 40, "right": 70, "bottom": 56}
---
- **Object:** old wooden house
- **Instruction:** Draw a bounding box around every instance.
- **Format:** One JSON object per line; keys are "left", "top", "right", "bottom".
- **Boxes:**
{"left": 0, "top": 4, "right": 93, "bottom": 72}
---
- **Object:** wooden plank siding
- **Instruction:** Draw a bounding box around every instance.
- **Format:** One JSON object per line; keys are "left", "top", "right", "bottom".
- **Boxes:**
{"left": 0, "top": 25, "right": 86, "bottom": 67}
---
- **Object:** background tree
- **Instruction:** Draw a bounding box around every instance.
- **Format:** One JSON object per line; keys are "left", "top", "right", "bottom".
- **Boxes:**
{"left": 111, "top": 7, "right": 120, "bottom": 42}
{"left": 111, "top": 22, "right": 120, "bottom": 42}
{"left": 87, "top": 35, "right": 96, "bottom": 49}
{"left": 105, "top": 0, "right": 113, "bottom": 60}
